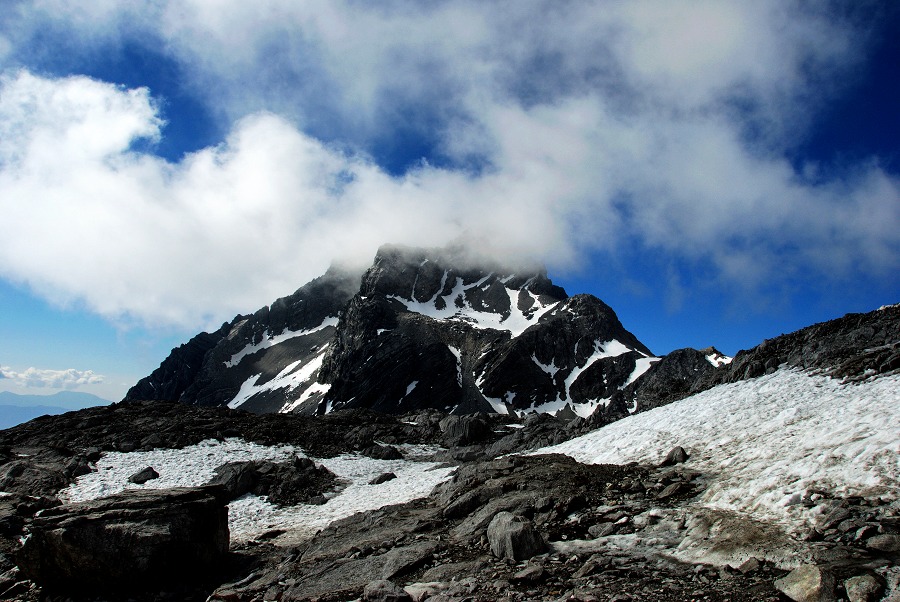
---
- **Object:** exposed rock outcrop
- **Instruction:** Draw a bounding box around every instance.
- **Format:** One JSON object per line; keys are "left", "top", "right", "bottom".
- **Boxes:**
{"left": 17, "top": 486, "right": 229, "bottom": 595}
{"left": 207, "top": 455, "right": 336, "bottom": 505}
{"left": 706, "top": 304, "right": 900, "bottom": 386}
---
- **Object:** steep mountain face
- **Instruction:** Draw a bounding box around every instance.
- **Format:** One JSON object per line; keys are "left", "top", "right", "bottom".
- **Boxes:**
{"left": 126, "top": 267, "right": 361, "bottom": 413}
{"left": 127, "top": 244, "right": 662, "bottom": 417}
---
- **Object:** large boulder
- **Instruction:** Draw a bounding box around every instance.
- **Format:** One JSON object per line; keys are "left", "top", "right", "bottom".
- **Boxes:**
{"left": 774, "top": 564, "right": 836, "bottom": 602}
{"left": 844, "top": 575, "right": 884, "bottom": 602}
{"left": 439, "top": 415, "right": 492, "bottom": 447}
{"left": 206, "top": 455, "right": 336, "bottom": 505}
{"left": 486, "top": 511, "right": 546, "bottom": 561}
{"left": 17, "top": 486, "right": 229, "bottom": 594}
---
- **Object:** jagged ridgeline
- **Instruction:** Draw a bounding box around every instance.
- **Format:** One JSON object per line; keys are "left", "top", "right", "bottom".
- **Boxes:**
{"left": 127, "top": 244, "right": 725, "bottom": 417}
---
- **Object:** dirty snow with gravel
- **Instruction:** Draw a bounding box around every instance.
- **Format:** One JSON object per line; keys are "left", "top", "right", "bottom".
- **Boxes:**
{"left": 538, "top": 369, "right": 900, "bottom": 533}
{"left": 58, "top": 439, "right": 453, "bottom": 544}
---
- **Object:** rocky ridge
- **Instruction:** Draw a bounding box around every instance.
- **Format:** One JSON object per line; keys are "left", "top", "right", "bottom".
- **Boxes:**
{"left": 127, "top": 245, "right": 663, "bottom": 419}
{"left": 126, "top": 266, "right": 361, "bottom": 413}
{"left": 129, "top": 246, "right": 899, "bottom": 427}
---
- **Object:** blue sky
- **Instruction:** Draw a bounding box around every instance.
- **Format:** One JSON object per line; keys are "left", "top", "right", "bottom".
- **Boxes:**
{"left": 0, "top": 1, "right": 898, "bottom": 402}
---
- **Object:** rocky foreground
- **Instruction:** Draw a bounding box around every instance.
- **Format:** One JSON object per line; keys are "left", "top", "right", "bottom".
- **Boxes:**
{"left": 0, "top": 303, "right": 897, "bottom": 601}
{"left": 0, "top": 395, "right": 896, "bottom": 602}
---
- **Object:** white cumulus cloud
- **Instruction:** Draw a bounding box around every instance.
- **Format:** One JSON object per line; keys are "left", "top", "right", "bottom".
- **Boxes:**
{"left": 0, "top": 366, "right": 105, "bottom": 389}
{"left": 0, "top": 1, "right": 897, "bottom": 332}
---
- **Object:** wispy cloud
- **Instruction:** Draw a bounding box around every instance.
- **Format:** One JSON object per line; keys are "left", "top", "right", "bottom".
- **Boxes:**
{"left": 0, "top": 366, "right": 105, "bottom": 389}
{"left": 0, "top": 1, "right": 896, "bottom": 331}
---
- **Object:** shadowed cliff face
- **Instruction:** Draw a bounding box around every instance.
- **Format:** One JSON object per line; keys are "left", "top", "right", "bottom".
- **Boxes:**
{"left": 125, "top": 244, "right": 659, "bottom": 418}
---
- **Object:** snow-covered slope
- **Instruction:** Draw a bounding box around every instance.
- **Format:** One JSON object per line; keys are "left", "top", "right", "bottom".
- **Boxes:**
{"left": 59, "top": 438, "right": 454, "bottom": 545}
{"left": 538, "top": 369, "right": 900, "bottom": 533}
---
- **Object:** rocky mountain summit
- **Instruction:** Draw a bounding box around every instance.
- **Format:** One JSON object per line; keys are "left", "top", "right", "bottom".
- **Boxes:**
{"left": 127, "top": 243, "right": 899, "bottom": 434}
{"left": 127, "top": 244, "right": 664, "bottom": 418}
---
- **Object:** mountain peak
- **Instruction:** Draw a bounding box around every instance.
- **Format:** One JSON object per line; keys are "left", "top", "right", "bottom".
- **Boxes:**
{"left": 363, "top": 243, "right": 566, "bottom": 301}
{"left": 127, "top": 244, "right": 653, "bottom": 418}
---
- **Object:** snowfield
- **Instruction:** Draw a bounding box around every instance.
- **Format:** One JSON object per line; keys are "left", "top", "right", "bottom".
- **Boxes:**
{"left": 59, "top": 440, "right": 454, "bottom": 544}
{"left": 54, "top": 368, "right": 899, "bottom": 559}
{"left": 538, "top": 369, "right": 900, "bottom": 533}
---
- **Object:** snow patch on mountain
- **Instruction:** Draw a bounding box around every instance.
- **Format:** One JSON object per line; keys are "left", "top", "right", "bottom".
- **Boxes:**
{"left": 447, "top": 345, "right": 462, "bottom": 386}
{"left": 528, "top": 339, "right": 639, "bottom": 418}
{"left": 224, "top": 317, "right": 339, "bottom": 368}
{"left": 538, "top": 369, "right": 900, "bottom": 532}
{"left": 229, "top": 345, "right": 330, "bottom": 409}
{"left": 623, "top": 357, "right": 660, "bottom": 389}
{"left": 705, "top": 352, "right": 733, "bottom": 367}
{"left": 532, "top": 354, "right": 560, "bottom": 377}
{"left": 389, "top": 274, "right": 558, "bottom": 336}
{"left": 533, "top": 397, "right": 611, "bottom": 419}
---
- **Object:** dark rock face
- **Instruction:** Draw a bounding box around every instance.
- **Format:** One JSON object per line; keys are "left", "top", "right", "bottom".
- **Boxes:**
{"left": 705, "top": 305, "right": 900, "bottom": 387}
{"left": 362, "top": 444, "right": 404, "bottom": 460}
{"left": 623, "top": 347, "right": 717, "bottom": 412}
{"left": 128, "top": 466, "right": 159, "bottom": 484}
{"left": 17, "top": 486, "right": 229, "bottom": 594}
{"left": 124, "top": 330, "right": 227, "bottom": 403}
{"left": 128, "top": 244, "right": 658, "bottom": 418}
{"left": 439, "top": 414, "right": 492, "bottom": 447}
{"left": 125, "top": 266, "right": 362, "bottom": 412}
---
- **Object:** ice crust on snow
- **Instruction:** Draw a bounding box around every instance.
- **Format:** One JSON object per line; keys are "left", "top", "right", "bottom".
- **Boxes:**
{"left": 538, "top": 369, "right": 900, "bottom": 532}
{"left": 388, "top": 274, "right": 557, "bottom": 336}
{"left": 224, "top": 317, "right": 338, "bottom": 368}
{"left": 59, "top": 439, "right": 453, "bottom": 544}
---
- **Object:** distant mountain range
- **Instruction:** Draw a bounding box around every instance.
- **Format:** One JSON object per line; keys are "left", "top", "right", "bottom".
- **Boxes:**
{"left": 0, "top": 391, "right": 112, "bottom": 430}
